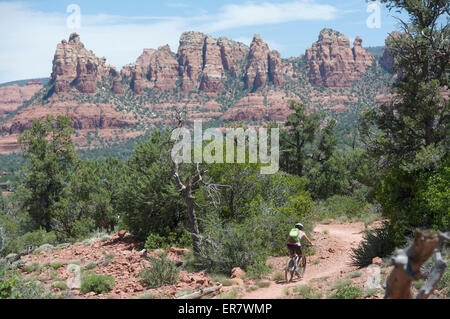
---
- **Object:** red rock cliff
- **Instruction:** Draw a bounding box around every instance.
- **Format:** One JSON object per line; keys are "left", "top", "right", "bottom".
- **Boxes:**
{"left": 51, "top": 33, "right": 120, "bottom": 94}
{"left": 305, "top": 29, "right": 374, "bottom": 87}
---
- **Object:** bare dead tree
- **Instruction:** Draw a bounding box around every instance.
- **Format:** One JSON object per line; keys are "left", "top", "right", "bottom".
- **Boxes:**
{"left": 173, "top": 162, "right": 204, "bottom": 256}
{"left": 384, "top": 229, "right": 449, "bottom": 299}
{"left": 167, "top": 111, "right": 227, "bottom": 258}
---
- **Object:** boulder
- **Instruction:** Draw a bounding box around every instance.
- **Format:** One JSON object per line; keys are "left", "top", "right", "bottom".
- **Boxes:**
{"left": 372, "top": 257, "right": 382, "bottom": 265}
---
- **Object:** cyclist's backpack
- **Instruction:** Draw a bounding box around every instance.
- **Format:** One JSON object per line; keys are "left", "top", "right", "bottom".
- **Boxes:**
{"left": 288, "top": 228, "right": 300, "bottom": 242}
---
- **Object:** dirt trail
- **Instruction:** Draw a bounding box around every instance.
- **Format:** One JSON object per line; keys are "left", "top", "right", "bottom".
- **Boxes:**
{"left": 241, "top": 222, "right": 366, "bottom": 299}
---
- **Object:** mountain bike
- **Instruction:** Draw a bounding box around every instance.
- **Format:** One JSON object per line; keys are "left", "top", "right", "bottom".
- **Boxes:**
{"left": 284, "top": 245, "right": 311, "bottom": 283}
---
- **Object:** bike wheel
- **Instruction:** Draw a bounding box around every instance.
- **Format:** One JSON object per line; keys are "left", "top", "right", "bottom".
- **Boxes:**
{"left": 297, "top": 255, "right": 306, "bottom": 278}
{"left": 285, "top": 258, "right": 296, "bottom": 283}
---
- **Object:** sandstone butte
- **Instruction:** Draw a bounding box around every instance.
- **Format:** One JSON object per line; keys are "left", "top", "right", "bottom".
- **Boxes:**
{"left": 0, "top": 28, "right": 387, "bottom": 154}
{"left": 305, "top": 29, "right": 374, "bottom": 88}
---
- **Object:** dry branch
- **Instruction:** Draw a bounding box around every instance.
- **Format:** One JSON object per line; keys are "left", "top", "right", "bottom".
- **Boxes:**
{"left": 176, "top": 284, "right": 223, "bottom": 299}
{"left": 384, "top": 230, "right": 449, "bottom": 299}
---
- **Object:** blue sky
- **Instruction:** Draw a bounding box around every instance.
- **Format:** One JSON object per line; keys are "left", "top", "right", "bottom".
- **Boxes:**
{"left": 0, "top": 0, "right": 408, "bottom": 83}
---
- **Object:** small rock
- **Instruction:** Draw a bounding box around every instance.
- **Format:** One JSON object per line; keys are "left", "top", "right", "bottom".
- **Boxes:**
{"left": 196, "top": 279, "right": 205, "bottom": 285}
{"left": 372, "top": 257, "right": 382, "bottom": 265}
{"left": 328, "top": 248, "right": 335, "bottom": 253}
{"left": 36, "top": 243, "right": 55, "bottom": 253}
{"left": 6, "top": 253, "right": 17, "bottom": 260}
{"left": 169, "top": 247, "right": 189, "bottom": 256}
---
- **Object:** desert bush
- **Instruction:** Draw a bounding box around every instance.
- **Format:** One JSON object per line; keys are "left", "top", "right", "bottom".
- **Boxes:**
{"left": 272, "top": 271, "right": 284, "bottom": 281}
{"left": 293, "top": 285, "right": 322, "bottom": 299}
{"left": 195, "top": 216, "right": 270, "bottom": 275}
{"left": 51, "top": 281, "right": 67, "bottom": 291}
{"left": 328, "top": 281, "right": 363, "bottom": 299}
{"left": 350, "top": 221, "right": 398, "bottom": 268}
{"left": 1, "top": 262, "right": 50, "bottom": 299}
{"left": 436, "top": 267, "right": 450, "bottom": 295}
{"left": 2, "top": 228, "right": 57, "bottom": 256}
{"left": 314, "top": 195, "right": 378, "bottom": 222}
{"left": 80, "top": 274, "right": 115, "bottom": 294}
{"left": 144, "top": 228, "right": 192, "bottom": 251}
{"left": 246, "top": 261, "right": 272, "bottom": 279}
{"left": 139, "top": 253, "right": 179, "bottom": 289}
{"left": 51, "top": 263, "right": 63, "bottom": 270}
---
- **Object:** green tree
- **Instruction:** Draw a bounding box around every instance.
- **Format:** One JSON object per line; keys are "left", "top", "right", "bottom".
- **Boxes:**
{"left": 120, "top": 130, "right": 185, "bottom": 241}
{"left": 281, "top": 100, "right": 321, "bottom": 176}
{"left": 51, "top": 158, "right": 125, "bottom": 241}
{"left": 361, "top": 0, "right": 449, "bottom": 236}
{"left": 18, "top": 115, "right": 79, "bottom": 231}
{"left": 314, "top": 118, "right": 338, "bottom": 164}
{"left": 361, "top": 1, "right": 449, "bottom": 166}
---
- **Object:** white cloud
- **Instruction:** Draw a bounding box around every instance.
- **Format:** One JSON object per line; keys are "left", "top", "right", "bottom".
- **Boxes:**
{"left": 0, "top": 2, "right": 189, "bottom": 83}
{"left": 0, "top": 1, "right": 339, "bottom": 83}
{"left": 202, "top": 0, "right": 338, "bottom": 32}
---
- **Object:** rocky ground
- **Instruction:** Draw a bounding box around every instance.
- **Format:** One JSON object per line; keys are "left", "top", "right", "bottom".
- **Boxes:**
{"left": 17, "top": 232, "right": 214, "bottom": 299}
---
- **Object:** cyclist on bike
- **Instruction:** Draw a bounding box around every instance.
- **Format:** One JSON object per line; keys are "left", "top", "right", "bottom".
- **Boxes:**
{"left": 286, "top": 223, "right": 313, "bottom": 265}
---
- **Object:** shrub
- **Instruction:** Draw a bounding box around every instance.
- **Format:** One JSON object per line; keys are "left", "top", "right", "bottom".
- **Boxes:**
{"left": 139, "top": 253, "right": 179, "bottom": 288}
{"left": 144, "top": 229, "right": 192, "bottom": 251}
{"left": 51, "top": 281, "right": 67, "bottom": 291}
{"left": 350, "top": 221, "right": 398, "bottom": 268}
{"left": 51, "top": 263, "right": 63, "bottom": 270}
{"left": 293, "top": 285, "right": 322, "bottom": 299}
{"left": 24, "top": 262, "right": 42, "bottom": 274}
{"left": 436, "top": 267, "right": 450, "bottom": 292}
{"left": 272, "top": 271, "right": 284, "bottom": 281}
{"left": 1, "top": 263, "right": 50, "bottom": 299}
{"left": 144, "top": 233, "right": 166, "bottom": 250}
{"left": 246, "top": 262, "right": 272, "bottom": 280}
{"left": 348, "top": 271, "right": 363, "bottom": 279}
{"left": 314, "top": 195, "right": 377, "bottom": 222}
{"left": 2, "top": 229, "right": 57, "bottom": 256}
{"left": 195, "top": 218, "right": 270, "bottom": 275}
{"left": 328, "top": 281, "right": 363, "bottom": 299}
{"left": 80, "top": 275, "right": 115, "bottom": 294}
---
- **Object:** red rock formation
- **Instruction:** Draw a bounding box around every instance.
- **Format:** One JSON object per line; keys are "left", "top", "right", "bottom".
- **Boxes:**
{"left": 244, "top": 34, "right": 270, "bottom": 91}
{"left": 109, "top": 68, "right": 123, "bottom": 95}
{"left": 125, "top": 45, "right": 179, "bottom": 94}
{"left": 1, "top": 102, "right": 136, "bottom": 134}
{"left": 51, "top": 33, "right": 121, "bottom": 94}
{"left": 0, "top": 81, "right": 42, "bottom": 119}
{"left": 177, "top": 31, "right": 206, "bottom": 93}
{"left": 218, "top": 37, "right": 248, "bottom": 77}
{"left": 305, "top": 29, "right": 374, "bottom": 87}
{"left": 268, "top": 50, "right": 285, "bottom": 86}
{"left": 352, "top": 36, "right": 374, "bottom": 73}
{"left": 123, "top": 32, "right": 286, "bottom": 95}
{"left": 199, "top": 36, "right": 225, "bottom": 93}
{"left": 380, "top": 31, "right": 405, "bottom": 72}
{"left": 244, "top": 34, "right": 286, "bottom": 91}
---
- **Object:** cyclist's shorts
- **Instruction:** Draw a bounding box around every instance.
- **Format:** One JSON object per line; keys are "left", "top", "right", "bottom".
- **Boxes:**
{"left": 287, "top": 243, "right": 302, "bottom": 257}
